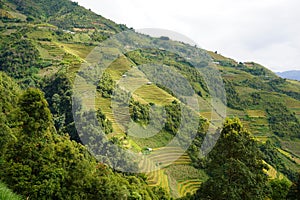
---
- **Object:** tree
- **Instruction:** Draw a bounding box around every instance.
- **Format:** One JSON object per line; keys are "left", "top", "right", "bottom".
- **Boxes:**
{"left": 287, "top": 172, "right": 300, "bottom": 200}
{"left": 96, "top": 108, "right": 113, "bottom": 134}
{"left": 164, "top": 100, "right": 181, "bottom": 135}
{"left": 0, "top": 38, "right": 40, "bottom": 80}
{"left": 270, "top": 178, "right": 291, "bottom": 200}
{"left": 18, "top": 88, "right": 52, "bottom": 134}
{"left": 194, "top": 118, "right": 269, "bottom": 200}
{"left": 0, "top": 87, "right": 164, "bottom": 199}
{"left": 0, "top": 72, "right": 20, "bottom": 156}
{"left": 97, "top": 72, "right": 116, "bottom": 98}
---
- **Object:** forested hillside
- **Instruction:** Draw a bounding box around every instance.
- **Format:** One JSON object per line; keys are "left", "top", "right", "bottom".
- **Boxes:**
{"left": 0, "top": 0, "right": 300, "bottom": 199}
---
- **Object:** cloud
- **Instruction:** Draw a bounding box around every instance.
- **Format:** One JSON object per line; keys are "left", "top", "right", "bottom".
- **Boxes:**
{"left": 76, "top": 0, "right": 300, "bottom": 71}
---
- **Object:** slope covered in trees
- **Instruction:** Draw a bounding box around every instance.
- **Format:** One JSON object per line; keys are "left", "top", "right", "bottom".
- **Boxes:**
{"left": 0, "top": 72, "right": 169, "bottom": 199}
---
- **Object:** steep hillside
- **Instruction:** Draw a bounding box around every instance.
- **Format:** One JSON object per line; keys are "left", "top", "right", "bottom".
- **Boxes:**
{"left": 0, "top": 0, "right": 300, "bottom": 199}
{"left": 3, "top": 0, "right": 126, "bottom": 31}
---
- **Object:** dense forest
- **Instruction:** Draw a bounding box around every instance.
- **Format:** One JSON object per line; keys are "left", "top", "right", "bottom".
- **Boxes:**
{"left": 0, "top": 0, "right": 300, "bottom": 199}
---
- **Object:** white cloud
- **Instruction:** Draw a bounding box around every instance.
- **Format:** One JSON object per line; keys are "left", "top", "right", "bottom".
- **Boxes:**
{"left": 76, "top": 0, "right": 300, "bottom": 71}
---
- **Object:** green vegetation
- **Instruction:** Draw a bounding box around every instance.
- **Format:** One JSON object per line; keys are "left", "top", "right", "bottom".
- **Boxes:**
{"left": 126, "top": 49, "right": 209, "bottom": 97}
{"left": 192, "top": 118, "right": 270, "bottom": 200}
{"left": 164, "top": 100, "right": 181, "bottom": 135}
{"left": 96, "top": 108, "right": 113, "bottom": 134}
{"left": 130, "top": 100, "right": 150, "bottom": 124}
{"left": 270, "top": 178, "right": 291, "bottom": 200}
{"left": 0, "top": 0, "right": 300, "bottom": 198}
{"left": 0, "top": 72, "right": 169, "bottom": 199}
{"left": 265, "top": 102, "right": 300, "bottom": 138}
{"left": 0, "top": 182, "right": 22, "bottom": 200}
{"left": 0, "top": 34, "right": 41, "bottom": 84}
{"left": 7, "top": 0, "right": 126, "bottom": 33}
{"left": 97, "top": 72, "right": 116, "bottom": 98}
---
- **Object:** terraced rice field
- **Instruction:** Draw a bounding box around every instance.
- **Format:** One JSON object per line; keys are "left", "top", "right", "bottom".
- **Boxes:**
{"left": 95, "top": 94, "right": 128, "bottom": 136}
{"left": 263, "top": 161, "right": 277, "bottom": 179}
{"left": 137, "top": 147, "right": 200, "bottom": 195}
{"left": 246, "top": 110, "right": 266, "bottom": 118}
{"left": 134, "top": 85, "right": 176, "bottom": 105}
{"left": 277, "top": 148, "right": 300, "bottom": 165}
{"left": 138, "top": 155, "right": 169, "bottom": 190}
{"left": 281, "top": 140, "right": 300, "bottom": 157}
{"left": 263, "top": 160, "right": 289, "bottom": 181}
{"left": 56, "top": 42, "right": 95, "bottom": 59}
{"left": 147, "top": 147, "right": 191, "bottom": 168}
{"left": 177, "top": 179, "right": 202, "bottom": 197}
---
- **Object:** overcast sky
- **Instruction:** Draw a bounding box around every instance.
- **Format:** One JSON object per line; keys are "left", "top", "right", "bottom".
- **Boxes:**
{"left": 76, "top": 0, "right": 300, "bottom": 72}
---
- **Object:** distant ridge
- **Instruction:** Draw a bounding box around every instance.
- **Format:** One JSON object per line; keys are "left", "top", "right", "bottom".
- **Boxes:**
{"left": 276, "top": 70, "right": 300, "bottom": 81}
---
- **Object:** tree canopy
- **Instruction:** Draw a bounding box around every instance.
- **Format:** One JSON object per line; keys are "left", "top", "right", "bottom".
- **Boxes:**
{"left": 193, "top": 118, "right": 270, "bottom": 200}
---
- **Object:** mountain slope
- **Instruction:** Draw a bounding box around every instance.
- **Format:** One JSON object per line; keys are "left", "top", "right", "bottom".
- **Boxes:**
{"left": 0, "top": 0, "right": 300, "bottom": 199}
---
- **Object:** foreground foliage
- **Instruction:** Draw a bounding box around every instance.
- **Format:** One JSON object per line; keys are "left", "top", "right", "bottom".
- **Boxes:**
{"left": 0, "top": 72, "right": 169, "bottom": 199}
{"left": 192, "top": 118, "right": 270, "bottom": 200}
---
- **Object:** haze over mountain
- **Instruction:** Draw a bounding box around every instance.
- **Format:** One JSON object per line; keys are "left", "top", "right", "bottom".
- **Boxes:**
{"left": 277, "top": 70, "right": 300, "bottom": 81}
{"left": 75, "top": 0, "right": 300, "bottom": 72}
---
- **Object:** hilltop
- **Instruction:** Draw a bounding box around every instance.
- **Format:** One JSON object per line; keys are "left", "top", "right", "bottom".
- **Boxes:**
{"left": 0, "top": 0, "right": 300, "bottom": 199}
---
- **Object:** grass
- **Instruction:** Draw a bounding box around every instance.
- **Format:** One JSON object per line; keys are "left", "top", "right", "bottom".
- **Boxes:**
{"left": 281, "top": 139, "right": 300, "bottom": 157}
{"left": 255, "top": 136, "right": 270, "bottom": 143}
{"left": 138, "top": 148, "right": 200, "bottom": 196}
{"left": 177, "top": 179, "right": 202, "bottom": 197}
{"left": 104, "top": 55, "right": 177, "bottom": 106}
{"left": 166, "top": 165, "right": 207, "bottom": 182}
{"left": 133, "top": 85, "right": 176, "bottom": 105}
{"left": 140, "top": 147, "right": 191, "bottom": 169}
{"left": 0, "top": 182, "right": 22, "bottom": 200}
{"left": 95, "top": 94, "right": 125, "bottom": 135}
{"left": 106, "top": 56, "right": 134, "bottom": 80}
{"left": 138, "top": 157, "right": 169, "bottom": 190}
{"left": 277, "top": 151, "right": 300, "bottom": 175}
{"left": 130, "top": 130, "right": 174, "bottom": 149}
{"left": 263, "top": 161, "right": 291, "bottom": 184}
{"left": 38, "top": 42, "right": 65, "bottom": 60}
{"left": 146, "top": 147, "right": 191, "bottom": 168}
{"left": 38, "top": 65, "right": 61, "bottom": 77}
{"left": 222, "top": 69, "right": 253, "bottom": 83}
{"left": 278, "top": 80, "right": 300, "bottom": 94}
{"left": 94, "top": 94, "right": 144, "bottom": 152}
{"left": 197, "top": 96, "right": 211, "bottom": 112}
{"left": 235, "top": 86, "right": 259, "bottom": 96}
{"left": 6, "top": 10, "right": 27, "bottom": 21}
{"left": 2, "top": 29, "right": 17, "bottom": 35}
{"left": 36, "top": 44, "right": 54, "bottom": 60}
{"left": 168, "top": 174, "right": 180, "bottom": 198}
{"left": 246, "top": 110, "right": 266, "bottom": 118}
{"left": 138, "top": 147, "right": 195, "bottom": 196}
{"left": 247, "top": 117, "right": 270, "bottom": 135}
{"left": 27, "top": 30, "right": 53, "bottom": 41}
{"left": 207, "top": 51, "right": 236, "bottom": 62}
{"left": 57, "top": 42, "right": 95, "bottom": 59}
{"left": 277, "top": 147, "right": 300, "bottom": 165}
{"left": 263, "top": 161, "right": 277, "bottom": 179}
{"left": 72, "top": 33, "right": 91, "bottom": 43}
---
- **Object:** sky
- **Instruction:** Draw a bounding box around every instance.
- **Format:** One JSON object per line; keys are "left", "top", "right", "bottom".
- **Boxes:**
{"left": 75, "top": 0, "right": 300, "bottom": 72}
